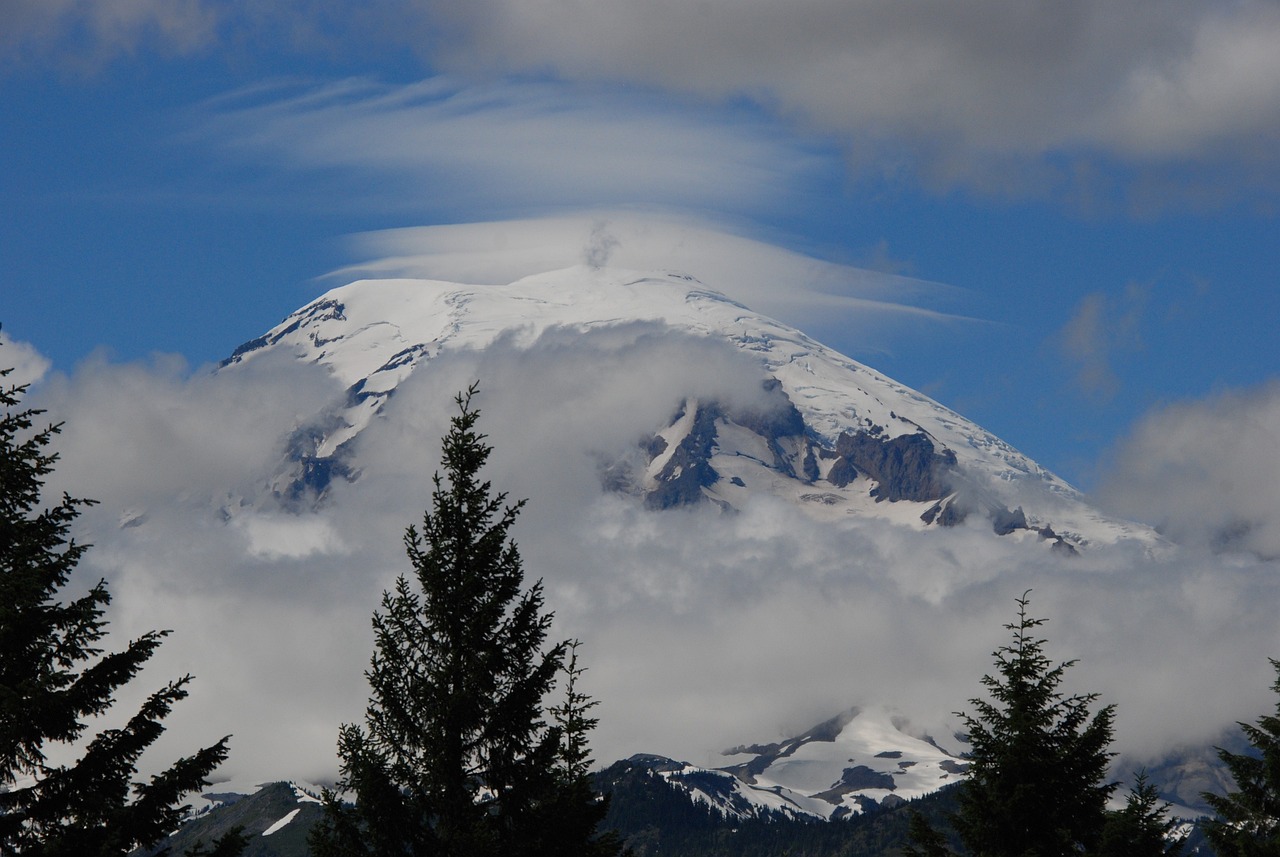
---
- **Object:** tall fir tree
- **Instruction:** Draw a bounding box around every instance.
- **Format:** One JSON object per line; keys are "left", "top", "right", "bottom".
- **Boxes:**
{"left": 310, "top": 385, "right": 623, "bottom": 857}
{"left": 0, "top": 359, "right": 240, "bottom": 856}
{"left": 1202, "top": 658, "right": 1280, "bottom": 857}
{"left": 911, "top": 591, "right": 1116, "bottom": 857}
{"left": 954, "top": 591, "right": 1116, "bottom": 857}
{"left": 1097, "top": 770, "right": 1185, "bottom": 857}
{"left": 541, "top": 639, "right": 625, "bottom": 857}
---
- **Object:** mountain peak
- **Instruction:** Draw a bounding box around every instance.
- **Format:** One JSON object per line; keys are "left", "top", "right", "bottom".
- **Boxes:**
{"left": 221, "top": 267, "right": 1155, "bottom": 548}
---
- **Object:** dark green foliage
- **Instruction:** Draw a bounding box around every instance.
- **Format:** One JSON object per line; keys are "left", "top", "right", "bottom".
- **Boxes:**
{"left": 541, "top": 639, "right": 626, "bottom": 857}
{"left": 903, "top": 809, "right": 955, "bottom": 857}
{"left": 1097, "top": 771, "right": 1185, "bottom": 857}
{"left": 912, "top": 591, "right": 1117, "bottom": 857}
{"left": 0, "top": 359, "right": 240, "bottom": 856}
{"left": 182, "top": 827, "right": 251, "bottom": 857}
{"left": 1202, "top": 659, "right": 1280, "bottom": 857}
{"left": 310, "top": 385, "right": 622, "bottom": 857}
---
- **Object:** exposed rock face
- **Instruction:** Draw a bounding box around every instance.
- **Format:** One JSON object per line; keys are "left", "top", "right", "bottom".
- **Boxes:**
{"left": 830, "top": 430, "right": 957, "bottom": 502}
{"left": 811, "top": 765, "right": 900, "bottom": 812}
{"left": 920, "top": 492, "right": 1079, "bottom": 551}
{"left": 642, "top": 380, "right": 815, "bottom": 510}
{"left": 646, "top": 401, "right": 722, "bottom": 510}
{"left": 221, "top": 298, "right": 349, "bottom": 368}
{"left": 276, "top": 418, "right": 357, "bottom": 507}
{"left": 632, "top": 383, "right": 973, "bottom": 517}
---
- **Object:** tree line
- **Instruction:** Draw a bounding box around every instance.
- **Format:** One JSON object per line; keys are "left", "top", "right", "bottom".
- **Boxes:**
{"left": 905, "top": 590, "right": 1280, "bottom": 857}
{"left": 4, "top": 350, "right": 1280, "bottom": 855}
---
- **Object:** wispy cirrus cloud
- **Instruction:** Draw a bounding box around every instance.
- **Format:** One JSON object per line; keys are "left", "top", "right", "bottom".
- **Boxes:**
{"left": 1058, "top": 282, "right": 1151, "bottom": 400}
{"left": 194, "top": 76, "right": 837, "bottom": 221}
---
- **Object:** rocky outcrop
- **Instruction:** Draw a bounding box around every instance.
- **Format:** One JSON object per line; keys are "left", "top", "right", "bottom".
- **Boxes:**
{"left": 646, "top": 401, "right": 722, "bottom": 510}
{"left": 921, "top": 495, "right": 1079, "bottom": 552}
{"left": 276, "top": 418, "right": 357, "bottom": 507}
{"left": 829, "top": 430, "right": 957, "bottom": 502}
{"left": 221, "top": 298, "right": 348, "bottom": 368}
{"left": 642, "top": 381, "right": 815, "bottom": 509}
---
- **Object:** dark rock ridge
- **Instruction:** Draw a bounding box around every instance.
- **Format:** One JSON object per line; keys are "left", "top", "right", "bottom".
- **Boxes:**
{"left": 277, "top": 417, "right": 358, "bottom": 508}
{"left": 221, "top": 298, "right": 349, "bottom": 368}
{"left": 645, "top": 400, "right": 723, "bottom": 510}
{"left": 636, "top": 388, "right": 954, "bottom": 514}
{"left": 626, "top": 382, "right": 1058, "bottom": 543}
{"left": 827, "top": 430, "right": 956, "bottom": 502}
{"left": 610, "top": 377, "right": 1086, "bottom": 551}
{"left": 921, "top": 494, "right": 1078, "bottom": 554}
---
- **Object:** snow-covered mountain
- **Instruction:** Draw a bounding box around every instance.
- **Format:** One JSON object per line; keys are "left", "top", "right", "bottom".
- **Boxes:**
{"left": 159, "top": 263, "right": 1217, "bottom": 834}
{"left": 615, "top": 705, "right": 970, "bottom": 821}
{"left": 221, "top": 265, "right": 1154, "bottom": 551}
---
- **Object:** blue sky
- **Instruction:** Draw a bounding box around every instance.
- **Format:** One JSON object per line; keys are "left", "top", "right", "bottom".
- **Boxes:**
{"left": 3, "top": 0, "right": 1279, "bottom": 492}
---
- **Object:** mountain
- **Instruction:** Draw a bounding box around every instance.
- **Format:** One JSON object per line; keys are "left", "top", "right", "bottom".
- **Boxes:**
{"left": 220, "top": 265, "right": 1155, "bottom": 550}
{"left": 596, "top": 705, "right": 970, "bottom": 822}
{"left": 146, "top": 709, "right": 969, "bottom": 854}
{"left": 138, "top": 781, "right": 325, "bottom": 856}
{"left": 147, "top": 263, "right": 1207, "bottom": 852}
{"left": 150, "top": 717, "right": 1219, "bottom": 857}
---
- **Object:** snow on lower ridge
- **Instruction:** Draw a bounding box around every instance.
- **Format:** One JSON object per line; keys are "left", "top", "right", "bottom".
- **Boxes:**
{"left": 262, "top": 808, "right": 301, "bottom": 836}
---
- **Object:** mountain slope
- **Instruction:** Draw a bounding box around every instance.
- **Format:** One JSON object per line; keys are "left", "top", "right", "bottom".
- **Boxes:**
{"left": 221, "top": 266, "right": 1155, "bottom": 549}
{"left": 604, "top": 705, "right": 969, "bottom": 822}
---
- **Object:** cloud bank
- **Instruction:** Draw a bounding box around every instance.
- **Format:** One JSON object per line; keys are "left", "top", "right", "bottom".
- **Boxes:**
{"left": 404, "top": 0, "right": 1280, "bottom": 204}
{"left": 1098, "top": 381, "right": 1280, "bottom": 560}
{"left": 11, "top": 1, "right": 1280, "bottom": 205}
{"left": 20, "top": 323, "right": 1280, "bottom": 791}
{"left": 0, "top": 332, "right": 51, "bottom": 390}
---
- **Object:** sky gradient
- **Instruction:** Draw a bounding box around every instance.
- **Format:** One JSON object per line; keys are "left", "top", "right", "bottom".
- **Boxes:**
{"left": 2, "top": 1, "right": 1280, "bottom": 790}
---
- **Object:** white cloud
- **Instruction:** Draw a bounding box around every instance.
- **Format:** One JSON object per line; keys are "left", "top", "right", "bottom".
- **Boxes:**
{"left": 10, "top": 1, "right": 1279, "bottom": 204}
{"left": 0, "top": 0, "right": 219, "bottom": 65}
{"left": 26, "top": 325, "right": 1280, "bottom": 787}
{"left": 1097, "top": 381, "right": 1280, "bottom": 560}
{"left": 1058, "top": 283, "right": 1150, "bottom": 400}
{"left": 334, "top": 213, "right": 973, "bottom": 350}
{"left": 0, "top": 332, "right": 51, "bottom": 390}
{"left": 411, "top": 0, "right": 1280, "bottom": 203}
{"left": 196, "top": 77, "right": 834, "bottom": 220}
{"left": 236, "top": 513, "right": 348, "bottom": 560}
{"left": 33, "top": 348, "right": 341, "bottom": 507}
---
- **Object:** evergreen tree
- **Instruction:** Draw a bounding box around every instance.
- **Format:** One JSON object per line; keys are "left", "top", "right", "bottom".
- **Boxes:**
{"left": 0, "top": 360, "right": 240, "bottom": 856}
{"left": 1097, "top": 770, "right": 1185, "bottom": 857}
{"left": 904, "top": 808, "right": 956, "bottom": 857}
{"left": 541, "top": 639, "right": 626, "bottom": 857}
{"left": 1202, "top": 658, "right": 1280, "bottom": 857}
{"left": 310, "top": 385, "right": 623, "bottom": 857}
{"left": 912, "top": 591, "right": 1116, "bottom": 857}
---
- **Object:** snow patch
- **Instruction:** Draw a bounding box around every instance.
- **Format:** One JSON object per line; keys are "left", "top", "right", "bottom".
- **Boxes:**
{"left": 263, "top": 808, "right": 301, "bottom": 836}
